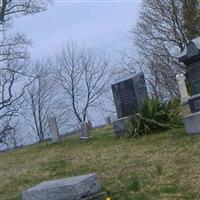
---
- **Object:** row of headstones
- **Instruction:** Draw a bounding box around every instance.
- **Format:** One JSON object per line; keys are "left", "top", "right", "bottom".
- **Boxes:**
{"left": 111, "top": 36, "right": 200, "bottom": 136}
{"left": 21, "top": 36, "right": 200, "bottom": 200}
{"left": 48, "top": 116, "right": 112, "bottom": 143}
{"left": 49, "top": 38, "right": 200, "bottom": 140}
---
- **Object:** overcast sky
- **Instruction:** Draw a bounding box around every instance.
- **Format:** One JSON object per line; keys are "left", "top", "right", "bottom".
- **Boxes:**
{"left": 13, "top": 0, "right": 142, "bottom": 60}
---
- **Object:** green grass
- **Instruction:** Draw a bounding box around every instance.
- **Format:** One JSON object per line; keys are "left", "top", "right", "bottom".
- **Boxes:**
{"left": 1, "top": 126, "right": 200, "bottom": 200}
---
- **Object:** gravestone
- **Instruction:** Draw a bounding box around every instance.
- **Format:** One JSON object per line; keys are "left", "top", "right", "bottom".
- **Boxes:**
{"left": 111, "top": 72, "right": 148, "bottom": 136}
{"left": 48, "top": 117, "right": 60, "bottom": 142}
{"left": 21, "top": 173, "right": 106, "bottom": 200}
{"left": 105, "top": 116, "right": 112, "bottom": 126}
{"left": 87, "top": 120, "right": 93, "bottom": 130}
{"left": 176, "top": 73, "right": 190, "bottom": 104}
{"left": 179, "top": 36, "right": 200, "bottom": 134}
{"left": 80, "top": 122, "right": 92, "bottom": 140}
{"left": 112, "top": 72, "right": 148, "bottom": 118}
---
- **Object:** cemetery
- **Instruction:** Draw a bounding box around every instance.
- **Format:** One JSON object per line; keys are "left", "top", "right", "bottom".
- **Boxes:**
{"left": 1, "top": 0, "right": 200, "bottom": 200}
{"left": 1, "top": 37, "right": 200, "bottom": 200}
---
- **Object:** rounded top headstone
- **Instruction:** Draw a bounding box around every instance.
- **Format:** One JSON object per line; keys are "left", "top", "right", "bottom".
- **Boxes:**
{"left": 179, "top": 36, "right": 200, "bottom": 64}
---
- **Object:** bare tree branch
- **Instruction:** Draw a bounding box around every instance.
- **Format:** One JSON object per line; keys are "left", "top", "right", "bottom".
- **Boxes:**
{"left": 55, "top": 42, "right": 110, "bottom": 123}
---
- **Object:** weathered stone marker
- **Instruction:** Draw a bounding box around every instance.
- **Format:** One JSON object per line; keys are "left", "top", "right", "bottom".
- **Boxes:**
{"left": 21, "top": 173, "right": 105, "bottom": 200}
{"left": 179, "top": 36, "right": 200, "bottom": 134}
{"left": 111, "top": 72, "right": 148, "bottom": 136}
{"left": 48, "top": 117, "right": 60, "bottom": 142}
{"left": 176, "top": 73, "right": 190, "bottom": 104}
{"left": 105, "top": 116, "right": 112, "bottom": 126}
{"left": 80, "top": 122, "right": 92, "bottom": 140}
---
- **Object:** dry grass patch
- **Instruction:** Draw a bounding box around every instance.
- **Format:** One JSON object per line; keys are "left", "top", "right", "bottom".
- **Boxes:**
{"left": 1, "top": 126, "right": 200, "bottom": 199}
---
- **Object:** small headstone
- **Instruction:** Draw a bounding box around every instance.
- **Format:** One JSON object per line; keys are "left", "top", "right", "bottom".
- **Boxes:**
{"left": 21, "top": 174, "right": 101, "bottom": 200}
{"left": 111, "top": 72, "right": 148, "bottom": 136}
{"left": 87, "top": 120, "right": 93, "bottom": 130}
{"left": 105, "top": 116, "right": 112, "bottom": 126}
{"left": 48, "top": 117, "right": 60, "bottom": 142}
{"left": 179, "top": 36, "right": 200, "bottom": 134}
{"left": 80, "top": 122, "right": 92, "bottom": 140}
{"left": 112, "top": 116, "right": 133, "bottom": 137}
{"left": 176, "top": 73, "right": 190, "bottom": 104}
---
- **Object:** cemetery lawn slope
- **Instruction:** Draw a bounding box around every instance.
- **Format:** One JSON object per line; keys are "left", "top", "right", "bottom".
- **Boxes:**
{"left": 1, "top": 127, "right": 200, "bottom": 200}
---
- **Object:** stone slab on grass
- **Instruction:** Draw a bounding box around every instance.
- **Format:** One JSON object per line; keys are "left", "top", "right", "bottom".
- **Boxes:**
{"left": 22, "top": 174, "right": 100, "bottom": 200}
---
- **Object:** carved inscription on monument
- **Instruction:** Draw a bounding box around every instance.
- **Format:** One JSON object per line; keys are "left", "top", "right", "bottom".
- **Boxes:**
{"left": 118, "top": 88, "right": 137, "bottom": 105}
{"left": 112, "top": 73, "right": 148, "bottom": 118}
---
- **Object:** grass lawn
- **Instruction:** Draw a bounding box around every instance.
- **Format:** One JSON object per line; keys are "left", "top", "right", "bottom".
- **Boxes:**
{"left": 1, "top": 126, "right": 200, "bottom": 200}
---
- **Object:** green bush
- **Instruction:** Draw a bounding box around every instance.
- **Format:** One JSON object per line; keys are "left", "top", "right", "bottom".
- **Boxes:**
{"left": 128, "top": 98, "right": 183, "bottom": 137}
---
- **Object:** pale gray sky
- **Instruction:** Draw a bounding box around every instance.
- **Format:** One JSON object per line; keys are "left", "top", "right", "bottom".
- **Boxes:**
{"left": 13, "top": 0, "right": 142, "bottom": 60}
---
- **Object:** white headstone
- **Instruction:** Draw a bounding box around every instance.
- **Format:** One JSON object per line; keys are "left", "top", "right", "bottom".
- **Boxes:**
{"left": 48, "top": 117, "right": 60, "bottom": 142}
{"left": 80, "top": 122, "right": 92, "bottom": 140}
{"left": 176, "top": 74, "right": 190, "bottom": 104}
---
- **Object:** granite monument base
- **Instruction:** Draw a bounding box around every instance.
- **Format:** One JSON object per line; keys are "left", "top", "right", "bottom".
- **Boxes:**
{"left": 48, "top": 139, "right": 60, "bottom": 144}
{"left": 21, "top": 174, "right": 100, "bottom": 200}
{"left": 112, "top": 116, "right": 133, "bottom": 137}
{"left": 80, "top": 136, "right": 93, "bottom": 140}
{"left": 184, "top": 111, "right": 200, "bottom": 134}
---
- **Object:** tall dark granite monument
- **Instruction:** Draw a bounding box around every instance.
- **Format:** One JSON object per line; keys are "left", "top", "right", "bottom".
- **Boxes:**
{"left": 112, "top": 72, "right": 148, "bottom": 136}
{"left": 179, "top": 36, "right": 200, "bottom": 134}
{"left": 112, "top": 72, "right": 148, "bottom": 118}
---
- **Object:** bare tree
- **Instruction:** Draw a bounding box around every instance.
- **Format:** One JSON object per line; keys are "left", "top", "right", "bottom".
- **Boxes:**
{"left": 0, "top": 32, "right": 35, "bottom": 144}
{"left": 22, "top": 61, "right": 58, "bottom": 141}
{"left": 182, "top": 0, "right": 200, "bottom": 40}
{"left": 0, "top": 58, "right": 35, "bottom": 147}
{"left": 0, "top": 31, "right": 34, "bottom": 119}
{"left": 0, "top": 118, "right": 24, "bottom": 150}
{"left": 129, "top": 0, "right": 200, "bottom": 100}
{"left": 0, "top": 32, "right": 31, "bottom": 114}
{"left": 0, "top": 0, "right": 51, "bottom": 144}
{"left": 0, "top": 0, "right": 51, "bottom": 25}
{"left": 56, "top": 42, "right": 110, "bottom": 123}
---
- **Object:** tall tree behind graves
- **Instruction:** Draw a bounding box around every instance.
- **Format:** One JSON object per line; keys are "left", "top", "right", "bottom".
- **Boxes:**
{"left": 56, "top": 42, "right": 110, "bottom": 124}
{"left": 182, "top": 0, "right": 200, "bottom": 40}
{"left": 0, "top": 0, "right": 51, "bottom": 146}
{"left": 131, "top": 0, "right": 200, "bottom": 100}
{"left": 23, "top": 61, "right": 55, "bottom": 142}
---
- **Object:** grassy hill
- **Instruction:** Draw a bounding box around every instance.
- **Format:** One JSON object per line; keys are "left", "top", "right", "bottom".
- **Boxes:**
{"left": 1, "top": 126, "right": 200, "bottom": 200}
